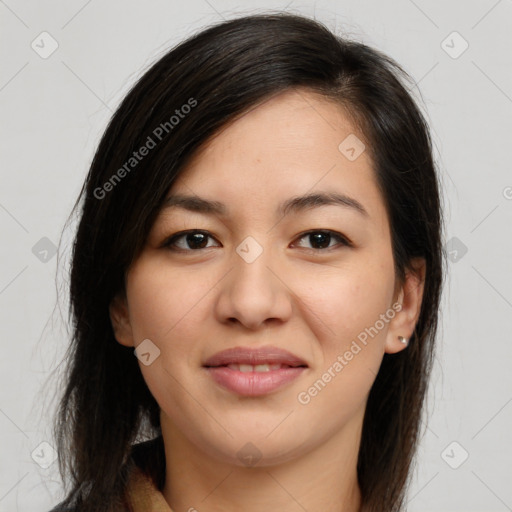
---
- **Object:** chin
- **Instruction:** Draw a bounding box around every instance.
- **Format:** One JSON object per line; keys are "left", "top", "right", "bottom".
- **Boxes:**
{"left": 191, "top": 423, "right": 313, "bottom": 468}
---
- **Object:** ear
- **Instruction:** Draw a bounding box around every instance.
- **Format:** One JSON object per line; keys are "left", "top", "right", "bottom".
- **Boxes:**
{"left": 385, "top": 257, "right": 426, "bottom": 354}
{"left": 109, "top": 291, "right": 135, "bottom": 347}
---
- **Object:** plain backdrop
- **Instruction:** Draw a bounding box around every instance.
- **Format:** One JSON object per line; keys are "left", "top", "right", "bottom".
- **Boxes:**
{"left": 1, "top": 1, "right": 511, "bottom": 511}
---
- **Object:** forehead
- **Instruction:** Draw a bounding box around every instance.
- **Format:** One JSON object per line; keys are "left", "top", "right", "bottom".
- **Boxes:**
{"left": 165, "top": 88, "right": 385, "bottom": 223}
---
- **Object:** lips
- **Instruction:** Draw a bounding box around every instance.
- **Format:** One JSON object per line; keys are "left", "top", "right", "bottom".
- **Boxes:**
{"left": 203, "top": 346, "right": 307, "bottom": 368}
{"left": 203, "top": 346, "right": 307, "bottom": 396}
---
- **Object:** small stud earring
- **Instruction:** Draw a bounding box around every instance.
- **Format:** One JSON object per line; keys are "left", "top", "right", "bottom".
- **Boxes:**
{"left": 398, "top": 336, "right": 408, "bottom": 345}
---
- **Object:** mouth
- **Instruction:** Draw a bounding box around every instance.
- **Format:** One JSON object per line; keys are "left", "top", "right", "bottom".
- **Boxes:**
{"left": 221, "top": 363, "right": 304, "bottom": 372}
{"left": 203, "top": 346, "right": 308, "bottom": 396}
{"left": 203, "top": 345, "right": 308, "bottom": 367}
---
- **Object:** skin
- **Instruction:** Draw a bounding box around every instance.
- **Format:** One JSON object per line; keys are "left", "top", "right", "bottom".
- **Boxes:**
{"left": 110, "top": 88, "right": 425, "bottom": 512}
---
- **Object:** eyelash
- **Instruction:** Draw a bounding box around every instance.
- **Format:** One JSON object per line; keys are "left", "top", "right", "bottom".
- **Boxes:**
{"left": 161, "top": 229, "right": 353, "bottom": 253}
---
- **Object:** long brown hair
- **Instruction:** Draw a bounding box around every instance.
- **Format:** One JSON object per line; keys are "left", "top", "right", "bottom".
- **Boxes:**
{"left": 49, "top": 12, "right": 445, "bottom": 512}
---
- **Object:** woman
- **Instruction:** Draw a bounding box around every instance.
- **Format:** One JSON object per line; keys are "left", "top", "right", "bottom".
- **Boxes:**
{"left": 49, "top": 12, "right": 445, "bottom": 512}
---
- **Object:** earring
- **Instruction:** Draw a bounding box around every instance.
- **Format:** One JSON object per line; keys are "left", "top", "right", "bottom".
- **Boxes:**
{"left": 398, "top": 336, "right": 408, "bottom": 345}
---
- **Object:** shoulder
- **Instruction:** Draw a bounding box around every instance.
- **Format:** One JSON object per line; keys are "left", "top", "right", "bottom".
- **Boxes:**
{"left": 48, "top": 435, "right": 164, "bottom": 512}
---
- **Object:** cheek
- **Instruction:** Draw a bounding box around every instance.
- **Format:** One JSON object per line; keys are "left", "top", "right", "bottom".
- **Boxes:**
{"left": 297, "top": 257, "right": 395, "bottom": 348}
{"left": 296, "top": 258, "right": 395, "bottom": 412}
{"left": 125, "top": 261, "right": 203, "bottom": 419}
{"left": 295, "top": 277, "right": 392, "bottom": 416}
{"left": 125, "top": 258, "right": 207, "bottom": 343}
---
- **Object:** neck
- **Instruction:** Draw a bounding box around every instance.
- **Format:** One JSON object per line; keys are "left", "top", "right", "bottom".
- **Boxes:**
{"left": 160, "top": 412, "right": 364, "bottom": 512}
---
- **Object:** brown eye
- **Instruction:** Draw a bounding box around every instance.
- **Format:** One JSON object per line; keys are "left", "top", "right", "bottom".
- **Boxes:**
{"left": 294, "top": 230, "right": 352, "bottom": 251}
{"left": 162, "top": 230, "right": 219, "bottom": 251}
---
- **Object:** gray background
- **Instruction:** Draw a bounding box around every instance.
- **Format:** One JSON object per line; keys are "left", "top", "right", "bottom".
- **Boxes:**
{"left": 1, "top": 1, "right": 511, "bottom": 511}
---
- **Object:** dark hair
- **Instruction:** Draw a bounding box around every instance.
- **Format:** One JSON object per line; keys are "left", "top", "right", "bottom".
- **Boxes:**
{"left": 50, "top": 11, "right": 445, "bottom": 512}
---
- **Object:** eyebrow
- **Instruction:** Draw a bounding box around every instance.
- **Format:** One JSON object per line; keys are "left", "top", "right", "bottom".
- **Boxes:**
{"left": 161, "top": 191, "right": 369, "bottom": 218}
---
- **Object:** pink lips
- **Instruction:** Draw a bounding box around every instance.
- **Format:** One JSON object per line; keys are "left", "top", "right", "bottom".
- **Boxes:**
{"left": 203, "top": 346, "right": 307, "bottom": 397}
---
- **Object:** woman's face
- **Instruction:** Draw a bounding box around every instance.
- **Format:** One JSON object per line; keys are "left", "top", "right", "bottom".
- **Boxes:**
{"left": 110, "top": 88, "right": 423, "bottom": 466}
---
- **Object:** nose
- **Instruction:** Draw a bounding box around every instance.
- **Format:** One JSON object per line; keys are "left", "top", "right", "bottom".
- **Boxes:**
{"left": 214, "top": 240, "right": 293, "bottom": 331}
